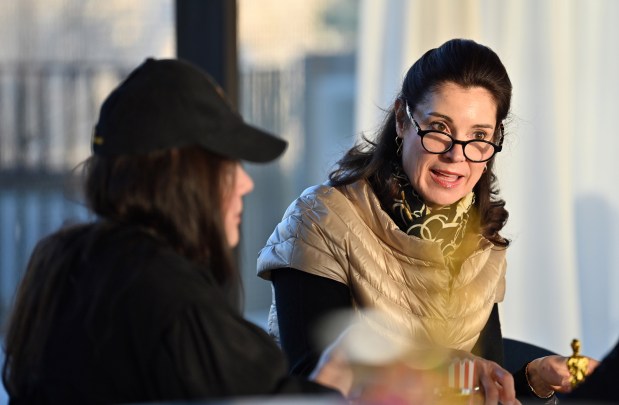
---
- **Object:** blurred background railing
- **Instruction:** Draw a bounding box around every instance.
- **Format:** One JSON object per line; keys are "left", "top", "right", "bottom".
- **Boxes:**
{"left": 0, "top": 63, "right": 130, "bottom": 327}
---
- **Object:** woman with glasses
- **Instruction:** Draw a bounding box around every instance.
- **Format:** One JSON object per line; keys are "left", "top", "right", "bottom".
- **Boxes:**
{"left": 258, "top": 38, "right": 597, "bottom": 402}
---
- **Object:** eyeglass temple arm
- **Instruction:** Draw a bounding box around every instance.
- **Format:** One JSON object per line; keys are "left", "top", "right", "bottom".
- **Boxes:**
{"left": 496, "top": 123, "right": 505, "bottom": 150}
{"left": 405, "top": 102, "right": 422, "bottom": 132}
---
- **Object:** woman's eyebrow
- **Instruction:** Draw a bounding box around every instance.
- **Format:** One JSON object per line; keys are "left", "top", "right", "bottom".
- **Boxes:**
{"left": 427, "top": 112, "right": 494, "bottom": 129}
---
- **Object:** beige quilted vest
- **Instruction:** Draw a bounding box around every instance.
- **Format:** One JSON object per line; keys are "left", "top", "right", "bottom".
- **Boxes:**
{"left": 257, "top": 180, "right": 506, "bottom": 352}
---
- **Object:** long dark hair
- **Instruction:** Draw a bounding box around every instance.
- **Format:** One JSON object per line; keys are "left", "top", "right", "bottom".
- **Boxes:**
{"left": 84, "top": 146, "right": 237, "bottom": 281}
{"left": 2, "top": 145, "right": 239, "bottom": 397}
{"left": 330, "top": 38, "right": 511, "bottom": 247}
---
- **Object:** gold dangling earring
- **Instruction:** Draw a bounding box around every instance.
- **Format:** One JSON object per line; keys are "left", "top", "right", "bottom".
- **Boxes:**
{"left": 395, "top": 136, "right": 403, "bottom": 156}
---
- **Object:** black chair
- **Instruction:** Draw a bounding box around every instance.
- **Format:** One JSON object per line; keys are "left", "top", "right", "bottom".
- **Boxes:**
{"left": 503, "top": 337, "right": 557, "bottom": 373}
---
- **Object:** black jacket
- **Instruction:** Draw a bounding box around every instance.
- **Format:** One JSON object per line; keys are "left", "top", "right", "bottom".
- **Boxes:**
{"left": 10, "top": 223, "right": 332, "bottom": 404}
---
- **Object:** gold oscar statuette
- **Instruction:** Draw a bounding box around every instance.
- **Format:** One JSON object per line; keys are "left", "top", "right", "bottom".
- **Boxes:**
{"left": 567, "top": 338, "right": 588, "bottom": 388}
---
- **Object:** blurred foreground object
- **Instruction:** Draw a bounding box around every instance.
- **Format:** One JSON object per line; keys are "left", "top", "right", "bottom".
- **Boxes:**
{"left": 434, "top": 358, "right": 484, "bottom": 405}
{"left": 314, "top": 310, "right": 517, "bottom": 405}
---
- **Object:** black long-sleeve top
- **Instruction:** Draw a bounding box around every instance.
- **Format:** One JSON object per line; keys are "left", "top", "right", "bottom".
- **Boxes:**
{"left": 7, "top": 223, "right": 335, "bottom": 405}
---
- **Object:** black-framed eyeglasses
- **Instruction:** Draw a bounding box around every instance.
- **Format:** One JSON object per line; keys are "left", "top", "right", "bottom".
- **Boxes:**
{"left": 405, "top": 103, "right": 503, "bottom": 163}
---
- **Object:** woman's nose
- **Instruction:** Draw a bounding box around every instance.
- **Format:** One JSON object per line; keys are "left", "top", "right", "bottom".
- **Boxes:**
{"left": 444, "top": 142, "right": 467, "bottom": 162}
{"left": 238, "top": 165, "right": 254, "bottom": 195}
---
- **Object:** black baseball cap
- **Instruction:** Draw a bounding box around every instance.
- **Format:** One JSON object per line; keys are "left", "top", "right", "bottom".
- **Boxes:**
{"left": 92, "top": 58, "right": 287, "bottom": 163}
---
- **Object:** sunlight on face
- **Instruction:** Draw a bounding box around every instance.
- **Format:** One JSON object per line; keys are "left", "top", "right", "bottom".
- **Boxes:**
{"left": 396, "top": 82, "right": 498, "bottom": 208}
{"left": 222, "top": 162, "right": 254, "bottom": 247}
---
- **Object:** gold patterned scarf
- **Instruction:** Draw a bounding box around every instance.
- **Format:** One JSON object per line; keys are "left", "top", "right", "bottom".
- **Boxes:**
{"left": 389, "top": 166, "right": 475, "bottom": 272}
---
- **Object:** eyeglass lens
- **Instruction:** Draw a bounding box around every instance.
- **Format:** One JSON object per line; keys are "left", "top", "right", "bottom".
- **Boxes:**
{"left": 422, "top": 132, "right": 495, "bottom": 162}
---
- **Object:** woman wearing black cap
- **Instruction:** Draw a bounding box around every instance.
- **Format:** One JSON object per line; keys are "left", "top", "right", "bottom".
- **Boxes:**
{"left": 1, "top": 58, "right": 358, "bottom": 404}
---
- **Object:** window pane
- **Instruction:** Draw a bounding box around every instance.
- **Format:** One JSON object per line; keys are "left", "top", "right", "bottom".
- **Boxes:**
{"left": 0, "top": 0, "right": 174, "bottom": 335}
{"left": 237, "top": 0, "right": 359, "bottom": 324}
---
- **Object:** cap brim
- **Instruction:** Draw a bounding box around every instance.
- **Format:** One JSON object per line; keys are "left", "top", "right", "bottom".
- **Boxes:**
{"left": 204, "top": 123, "right": 288, "bottom": 163}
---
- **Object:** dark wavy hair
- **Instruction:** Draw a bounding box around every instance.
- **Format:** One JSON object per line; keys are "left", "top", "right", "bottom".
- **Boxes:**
{"left": 2, "top": 146, "right": 240, "bottom": 398}
{"left": 329, "top": 38, "right": 511, "bottom": 247}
